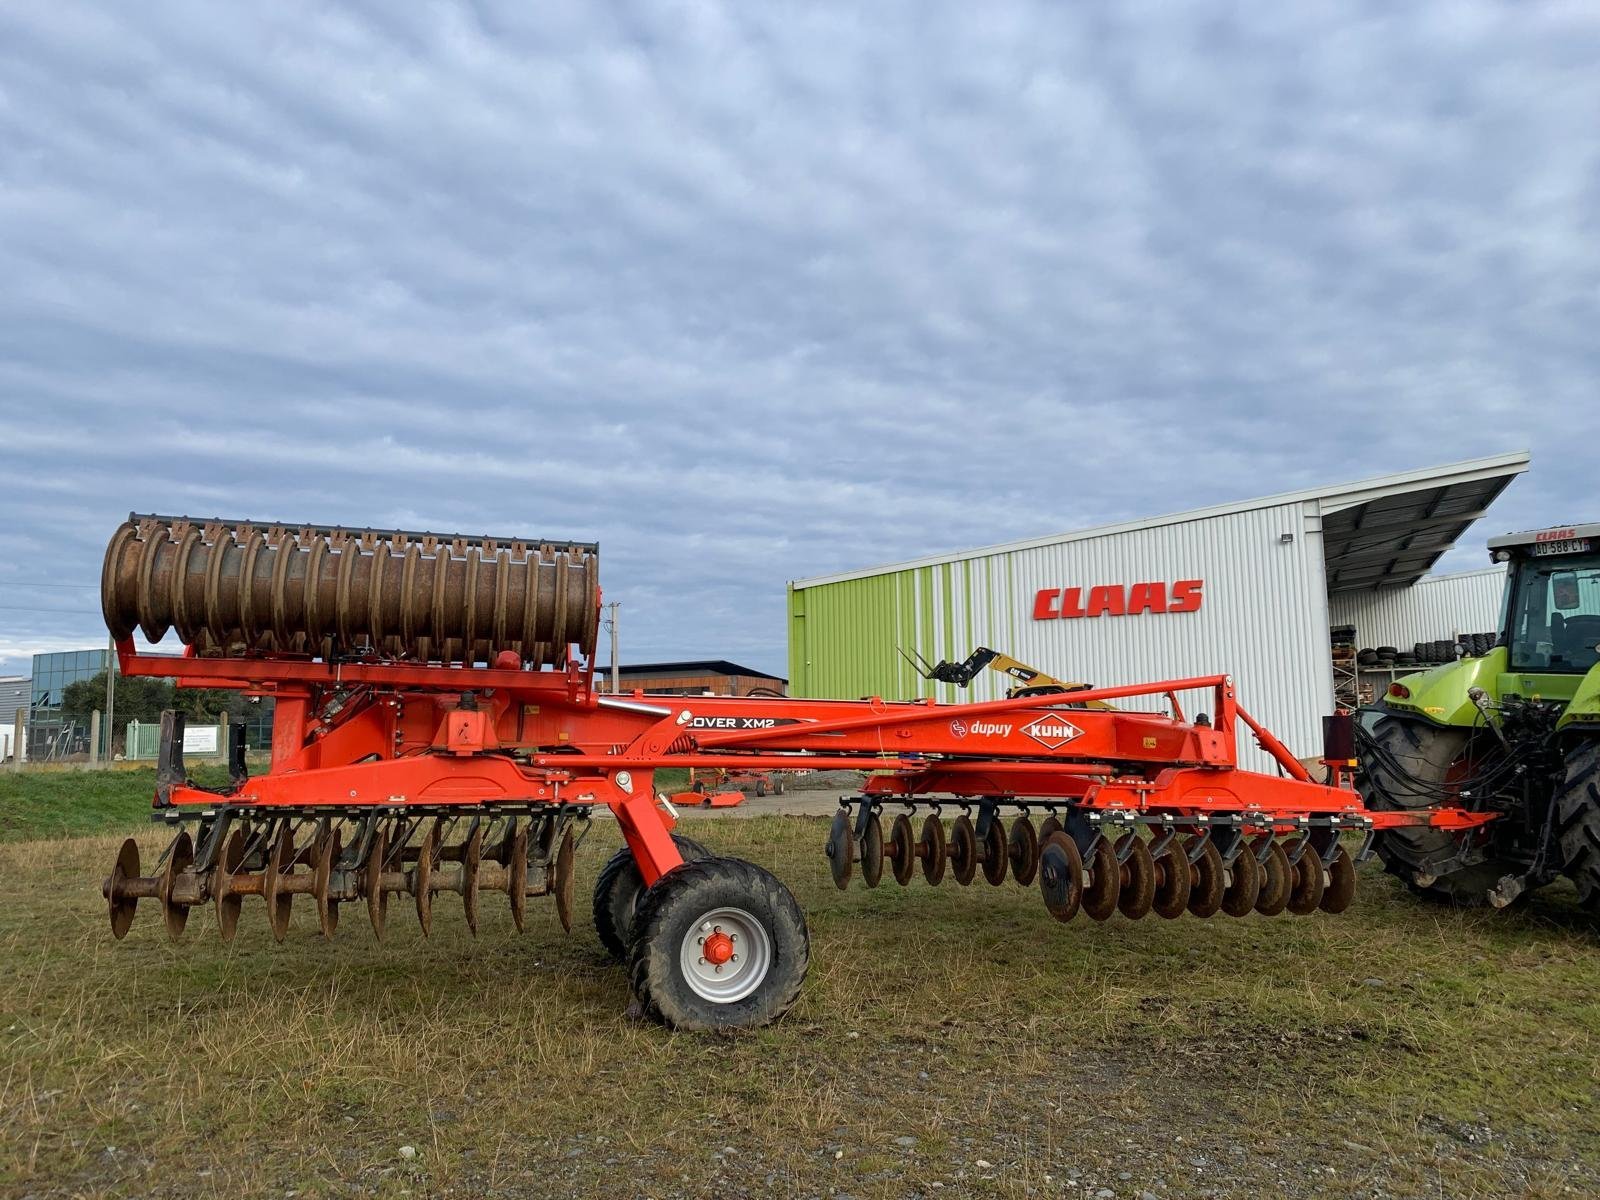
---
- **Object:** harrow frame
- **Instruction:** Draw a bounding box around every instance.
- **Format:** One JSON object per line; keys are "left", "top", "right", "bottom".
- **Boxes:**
{"left": 105, "top": 630, "right": 1493, "bottom": 1027}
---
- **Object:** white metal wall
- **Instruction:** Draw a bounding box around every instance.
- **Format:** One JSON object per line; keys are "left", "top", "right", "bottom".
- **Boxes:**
{"left": 907, "top": 500, "right": 1332, "bottom": 768}
{"left": 1327, "top": 566, "right": 1506, "bottom": 651}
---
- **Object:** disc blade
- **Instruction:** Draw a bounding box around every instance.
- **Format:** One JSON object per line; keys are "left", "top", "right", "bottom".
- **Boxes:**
{"left": 826, "top": 809, "right": 854, "bottom": 890}
{"left": 108, "top": 838, "right": 140, "bottom": 940}
{"left": 1254, "top": 837, "right": 1290, "bottom": 917}
{"left": 214, "top": 829, "right": 245, "bottom": 942}
{"left": 1220, "top": 839, "right": 1262, "bottom": 917}
{"left": 1150, "top": 839, "right": 1191, "bottom": 919}
{"left": 160, "top": 830, "right": 194, "bottom": 941}
{"left": 981, "top": 815, "right": 1008, "bottom": 887}
{"left": 1081, "top": 836, "right": 1120, "bottom": 921}
{"left": 1008, "top": 815, "right": 1039, "bottom": 887}
{"left": 1320, "top": 847, "right": 1356, "bottom": 914}
{"left": 861, "top": 812, "right": 885, "bottom": 889}
{"left": 552, "top": 824, "right": 576, "bottom": 933}
{"left": 1287, "top": 849, "right": 1327, "bottom": 915}
{"left": 1186, "top": 837, "right": 1224, "bottom": 918}
{"left": 264, "top": 826, "right": 294, "bottom": 942}
{"left": 364, "top": 826, "right": 389, "bottom": 941}
{"left": 461, "top": 825, "right": 483, "bottom": 935}
{"left": 1037, "top": 832, "right": 1083, "bottom": 922}
{"left": 314, "top": 826, "right": 341, "bottom": 939}
{"left": 509, "top": 827, "right": 529, "bottom": 933}
{"left": 1115, "top": 833, "right": 1154, "bottom": 920}
{"left": 889, "top": 813, "right": 916, "bottom": 886}
{"left": 919, "top": 815, "right": 947, "bottom": 886}
{"left": 949, "top": 815, "right": 978, "bottom": 886}
{"left": 415, "top": 820, "right": 440, "bottom": 936}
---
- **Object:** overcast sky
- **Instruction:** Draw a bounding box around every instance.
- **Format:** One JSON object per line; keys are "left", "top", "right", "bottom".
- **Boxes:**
{"left": 1, "top": 1, "right": 1596, "bottom": 680}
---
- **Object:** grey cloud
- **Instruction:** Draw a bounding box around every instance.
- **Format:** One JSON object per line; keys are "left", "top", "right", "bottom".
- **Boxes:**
{"left": 1, "top": 0, "right": 1597, "bottom": 676}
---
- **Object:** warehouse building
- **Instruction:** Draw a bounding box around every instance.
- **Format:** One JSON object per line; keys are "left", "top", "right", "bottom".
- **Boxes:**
{"left": 0, "top": 675, "right": 28, "bottom": 762}
{"left": 787, "top": 452, "right": 1528, "bottom": 763}
{"left": 601, "top": 660, "right": 787, "bottom": 697}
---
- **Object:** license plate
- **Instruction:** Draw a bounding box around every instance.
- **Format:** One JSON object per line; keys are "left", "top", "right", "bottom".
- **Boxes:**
{"left": 1533, "top": 538, "right": 1591, "bottom": 557}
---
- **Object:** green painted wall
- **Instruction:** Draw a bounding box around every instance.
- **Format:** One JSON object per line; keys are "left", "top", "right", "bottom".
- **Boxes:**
{"left": 790, "top": 561, "right": 993, "bottom": 701}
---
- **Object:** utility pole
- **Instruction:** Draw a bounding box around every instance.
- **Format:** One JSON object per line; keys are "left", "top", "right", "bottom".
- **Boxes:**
{"left": 602, "top": 602, "right": 620, "bottom": 694}
{"left": 104, "top": 635, "right": 117, "bottom": 762}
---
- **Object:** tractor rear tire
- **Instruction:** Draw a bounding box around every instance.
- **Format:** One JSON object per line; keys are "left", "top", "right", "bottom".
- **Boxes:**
{"left": 628, "top": 856, "right": 809, "bottom": 1031}
{"left": 1358, "top": 713, "right": 1516, "bottom": 905}
{"left": 1556, "top": 739, "right": 1600, "bottom": 911}
{"left": 592, "top": 835, "right": 711, "bottom": 962}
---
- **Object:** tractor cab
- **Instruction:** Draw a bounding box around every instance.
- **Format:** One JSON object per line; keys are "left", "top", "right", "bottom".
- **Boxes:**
{"left": 1493, "top": 524, "right": 1600, "bottom": 677}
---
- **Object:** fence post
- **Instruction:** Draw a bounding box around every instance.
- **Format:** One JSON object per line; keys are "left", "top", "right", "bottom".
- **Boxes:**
{"left": 11, "top": 709, "right": 23, "bottom": 771}
{"left": 90, "top": 710, "right": 102, "bottom": 767}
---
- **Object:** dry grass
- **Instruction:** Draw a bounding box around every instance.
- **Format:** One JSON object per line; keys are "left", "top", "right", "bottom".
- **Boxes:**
{"left": 1, "top": 814, "right": 1598, "bottom": 1199}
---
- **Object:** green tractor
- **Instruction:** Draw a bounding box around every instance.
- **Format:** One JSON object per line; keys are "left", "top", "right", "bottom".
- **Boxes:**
{"left": 1358, "top": 523, "right": 1600, "bottom": 909}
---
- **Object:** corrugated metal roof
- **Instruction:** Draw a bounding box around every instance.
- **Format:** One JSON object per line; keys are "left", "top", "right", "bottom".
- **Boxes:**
{"left": 793, "top": 451, "right": 1530, "bottom": 591}
{"left": 612, "top": 660, "right": 786, "bottom": 682}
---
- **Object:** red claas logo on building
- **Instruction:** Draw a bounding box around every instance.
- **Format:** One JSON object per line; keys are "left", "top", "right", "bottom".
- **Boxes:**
{"left": 1032, "top": 580, "right": 1203, "bottom": 620}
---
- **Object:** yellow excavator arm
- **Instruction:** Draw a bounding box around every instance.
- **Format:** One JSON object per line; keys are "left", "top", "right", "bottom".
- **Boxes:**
{"left": 899, "top": 647, "right": 1116, "bottom": 709}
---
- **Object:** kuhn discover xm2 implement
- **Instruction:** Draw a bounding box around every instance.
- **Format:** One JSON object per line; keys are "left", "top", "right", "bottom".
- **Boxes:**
{"left": 1359, "top": 523, "right": 1600, "bottom": 908}
{"left": 101, "top": 514, "right": 1496, "bottom": 1031}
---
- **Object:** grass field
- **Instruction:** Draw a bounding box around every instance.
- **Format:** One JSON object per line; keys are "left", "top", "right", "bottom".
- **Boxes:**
{"left": 1, "top": 771, "right": 1598, "bottom": 1199}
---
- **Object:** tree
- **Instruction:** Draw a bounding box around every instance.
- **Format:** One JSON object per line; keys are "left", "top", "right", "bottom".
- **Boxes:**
{"left": 60, "top": 670, "right": 173, "bottom": 729}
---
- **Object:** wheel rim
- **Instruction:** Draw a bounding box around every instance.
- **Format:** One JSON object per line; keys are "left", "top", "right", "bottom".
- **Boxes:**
{"left": 679, "top": 906, "right": 773, "bottom": 1004}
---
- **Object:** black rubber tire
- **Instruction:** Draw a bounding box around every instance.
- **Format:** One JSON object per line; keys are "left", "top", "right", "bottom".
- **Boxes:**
{"left": 627, "top": 856, "right": 809, "bottom": 1032}
{"left": 592, "top": 834, "right": 711, "bottom": 962}
{"left": 1556, "top": 738, "right": 1600, "bottom": 911}
{"left": 1358, "top": 713, "right": 1515, "bottom": 904}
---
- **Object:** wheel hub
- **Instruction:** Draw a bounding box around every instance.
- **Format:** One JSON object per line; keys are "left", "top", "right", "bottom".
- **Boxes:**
{"left": 680, "top": 907, "right": 772, "bottom": 1003}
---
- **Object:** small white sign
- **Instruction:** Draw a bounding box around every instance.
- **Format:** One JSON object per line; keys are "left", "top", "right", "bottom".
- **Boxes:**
{"left": 183, "top": 725, "right": 220, "bottom": 755}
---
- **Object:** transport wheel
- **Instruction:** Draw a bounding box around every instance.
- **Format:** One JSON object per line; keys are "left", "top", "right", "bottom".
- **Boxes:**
{"left": 1150, "top": 839, "right": 1191, "bottom": 919}
{"left": 949, "top": 815, "right": 979, "bottom": 886}
{"left": 1081, "top": 837, "right": 1120, "bottom": 921}
{"left": 1359, "top": 713, "right": 1519, "bottom": 904}
{"left": 825, "top": 810, "right": 854, "bottom": 891}
{"left": 1220, "top": 841, "right": 1262, "bottom": 917}
{"left": 592, "top": 834, "right": 711, "bottom": 963}
{"left": 628, "top": 857, "right": 809, "bottom": 1032}
{"left": 1320, "top": 847, "right": 1356, "bottom": 914}
{"left": 1115, "top": 834, "right": 1155, "bottom": 920}
{"left": 108, "top": 838, "right": 140, "bottom": 940}
{"left": 888, "top": 814, "right": 916, "bottom": 886}
{"left": 1287, "top": 851, "right": 1326, "bottom": 915}
{"left": 1037, "top": 832, "right": 1084, "bottom": 922}
{"left": 860, "top": 812, "right": 885, "bottom": 889}
{"left": 1186, "top": 838, "right": 1224, "bottom": 918}
{"left": 981, "top": 817, "right": 1008, "bottom": 887}
{"left": 1254, "top": 838, "right": 1291, "bottom": 917}
{"left": 1008, "top": 815, "right": 1040, "bottom": 886}
{"left": 1556, "top": 739, "right": 1600, "bottom": 911}
{"left": 919, "top": 815, "right": 947, "bottom": 885}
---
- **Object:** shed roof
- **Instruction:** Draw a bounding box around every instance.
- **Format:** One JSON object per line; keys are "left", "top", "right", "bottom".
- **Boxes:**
{"left": 792, "top": 451, "right": 1530, "bottom": 593}
{"left": 610, "top": 660, "right": 787, "bottom": 682}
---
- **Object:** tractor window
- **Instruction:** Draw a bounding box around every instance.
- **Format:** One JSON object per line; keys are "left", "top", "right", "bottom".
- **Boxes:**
{"left": 1507, "top": 553, "right": 1600, "bottom": 672}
